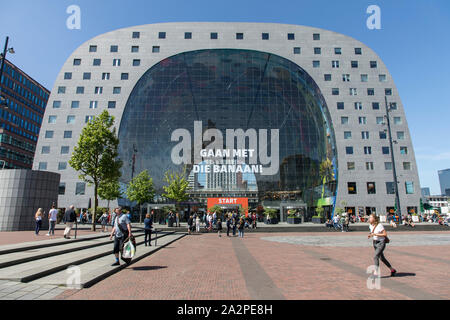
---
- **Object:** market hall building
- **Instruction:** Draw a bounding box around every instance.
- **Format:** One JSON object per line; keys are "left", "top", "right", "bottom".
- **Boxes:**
{"left": 32, "top": 22, "right": 421, "bottom": 221}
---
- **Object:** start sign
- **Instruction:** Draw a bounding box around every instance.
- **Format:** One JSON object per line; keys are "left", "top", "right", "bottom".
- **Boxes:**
{"left": 207, "top": 198, "right": 249, "bottom": 215}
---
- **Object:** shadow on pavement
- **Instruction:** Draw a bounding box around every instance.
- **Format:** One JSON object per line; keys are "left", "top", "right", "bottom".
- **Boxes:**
{"left": 381, "top": 272, "right": 416, "bottom": 279}
{"left": 131, "top": 266, "right": 168, "bottom": 271}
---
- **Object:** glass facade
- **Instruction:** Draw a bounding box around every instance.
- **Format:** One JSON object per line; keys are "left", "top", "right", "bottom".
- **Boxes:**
{"left": 118, "top": 49, "right": 337, "bottom": 206}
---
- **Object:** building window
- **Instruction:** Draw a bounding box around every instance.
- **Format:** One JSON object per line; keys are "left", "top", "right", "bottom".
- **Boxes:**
{"left": 389, "top": 102, "right": 398, "bottom": 110}
{"left": 113, "top": 59, "right": 121, "bottom": 67}
{"left": 287, "top": 33, "right": 295, "bottom": 40}
{"left": 85, "top": 115, "right": 94, "bottom": 123}
{"left": 385, "top": 89, "right": 393, "bottom": 96}
{"left": 312, "top": 61, "right": 320, "bottom": 68}
{"left": 66, "top": 115, "right": 75, "bottom": 124}
{"left": 372, "top": 102, "right": 380, "bottom": 110}
{"left": 262, "top": 33, "right": 269, "bottom": 40}
{"left": 89, "top": 101, "right": 98, "bottom": 109}
{"left": 236, "top": 33, "right": 244, "bottom": 40}
{"left": 394, "top": 117, "right": 402, "bottom": 125}
{"left": 76, "top": 87, "right": 84, "bottom": 94}
{"left": 108, "top": 101, "right": 116, "bottom": 109}
{"left": 58, "top": 162, "right": 67, "bottom": 170}
{"left": 350, "top": 88, "right": 357, "bottom": 96}
{"left": 83, "top": 72, "right": 91, "bottom": 80}
{"left": 45, "top": 131, "right": 54, "bottom": 139}
{"left": 405, "top": 182, "right": 415, "bottom": 194}
{"left": 102, "top": 73, "right": 110, "bottom": 80}
{"left": 342, "top": 74, "right": 350, "bottom": 82}
{"left": 344, "top": 131, "right": 352, "bottom": 139}
{"left": 61, "top": 146, "right": 70, "bottom": 154}
{"left": 110, "top": 45, "right": 118, "bottom": 53}
{"left": 354, "top": 102, "right": 362, "bottom": 110}
{"left": 376, "top": 117, "right": 384, "bottom": 125}
{"left": 132, "top": 32, "right": 140, "bottom": 39}
{"left": 361, "top": 74, "right": 368, "bottom": 82}
{"left": 210, "top": 32, "right": 218, "bottom": 40}
{"left": 113, "top": 87, "right": 121, "bottom": 94}
{"left": 341, "top": 117, "right": 349, "bottom": 125}
{"left": 313, "top": 33, "right": 320, "bottom": 40}
{"left": 184, "top": 32, "right": 192, "bottom": 39}
{"left": 89, "top": 45, "right": 97, "bottom": 52}
{"left": 370, "top": 61, "right": 377, "bottom": 68}
{"left": 64, "top": 72, "right": 72, "bottom": 80}
{"left": 367, "top": 182, "right": 376, "bottom": 194}
{"left": 382, "top": 147, "right": 390, "bottom": 155}
{"left": 364, "top": 146, "right": 372, "bottom": 155}
{"left": 351, "top": 61, "right": 358, "bottom": 68}
{"left": 93, "top": 59, "right": 101, "bottom": 66}
{"left": 347, "top": 162, "right": 355, "bottom": 170}
{"left": 59, "top": 183, "right": 66, "bottom": 195}
{"left": 64, "top": 131, "right": 72, "bottom": 139}
{"left": 346, "top": 146, "right": 354, "bottom": 155}
{"left": 366, "top": 162, "right": 374, "bottom": 171}
{"left": 152, "top": 46, "right": 160, "bottom": 53}
{"left": 133, "top": 59, "right": 141, "bottom": 66}
{"left": 121, "top": 73, "right": 129, "bottom": 80}
{"left": 53, "top": 101, "right": 61, "bottom": 109}
{"left": 337, "top": 102, "right": 344, "bottom": 110}
{"left": 48, "top": 116, "right": 57, "bottom": 124}
{"left": 386, "top": 182, "right": 395, "bottom": 194}
{"left": 41, "top": 146, "right": 50, "bottom": 154}
{"left": 385, "top": 162, "right": 393, "bottom": 170}
{"left": 158, "top": 32, "right": 166, "bottom": 39}
{"left": 397, "top": 132, "right": 405, "bottom": 140}
{"left": 358, "top": 116, "right": 367, "bottom": 124}
{"left": 379, "top": 74, "right": 387, "bottom": 82}
{"left": 400, "top": 146, "right": 408, "bottom": 155}
{"left": 38, "top": 162, "right": 47, "bottom": 170}
{"left": 332, "top": 88, "right": 339, "bottom": 95}
{"left": 73, "top": 59, "right": 81, "bottom": 66}
{"left": 95, "top": 87, "right": 103, "bottom": 94}
{"left": 334, "top": 47, "right": 342, "bottom": 55}
{"left": 348, "top": 182, "right": 357, "bottom": 195}
{"left": 361, "top": 131, "right": 370, "bottom": 139}
{"left": 367, "top": 88, "right": 375, "bottom": 96}
{"left": 403, "top": 162, "right": 411, "bottom": 170}
{"left": 379, "top": 131, "right": 387, "bottom": 139}
{"left": 314, "top": 47, "right": 321, "bottom": 55}
{"left": 324, "top": 74, "right": 332, "bottom": 81}
{"left": 57, "top": 86, "right": 66, "bottom": 94}
{"left": 293, "top": 47, "right": 301, "bottom": 54}
{"left": 355, "top": 48, "right": 362, "bottom": 55}
{"left": 332, "top": 60, "right": 340, "bottom": 68}
{"left": 75, "top": 182, "right": 86, "bottom": 195}
{"left": 71, "top": 101, "right": 79, "bottom": 109}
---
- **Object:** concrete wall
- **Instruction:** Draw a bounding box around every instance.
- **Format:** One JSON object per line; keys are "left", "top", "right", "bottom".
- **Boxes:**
{"left": 0, "top": 170, "right": 60, "bottom": 231}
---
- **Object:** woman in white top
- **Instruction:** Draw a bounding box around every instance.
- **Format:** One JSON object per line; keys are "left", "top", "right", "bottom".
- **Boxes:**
{"left": 35, "top": 208, "right": 44, "bottom": 235}
{"left": 368, "top": 213, "right": 397, "bottom": 277}
{"left": 195, "top": 215, "right": 201, "bottom": 233}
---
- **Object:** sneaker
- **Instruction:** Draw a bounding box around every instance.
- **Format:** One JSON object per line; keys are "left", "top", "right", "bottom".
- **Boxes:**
{"left": 390, "top": 269, "right": 397, "bottom": 277}
{"left": 46, "top": 233, "right": 50, "bottom": 236}
{"left": 111, "top": 261, "right": 120, "bottom": 266}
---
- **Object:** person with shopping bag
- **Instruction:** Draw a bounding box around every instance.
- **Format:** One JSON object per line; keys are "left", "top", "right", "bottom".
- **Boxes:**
{"left": 109, "top": 207, "right": 132, "bottom": 266}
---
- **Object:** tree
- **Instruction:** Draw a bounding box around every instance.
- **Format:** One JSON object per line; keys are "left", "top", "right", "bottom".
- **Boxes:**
{"left": 319, "top": 158, "right": 335, "bottom": 199}
{"left": 162, "top": 167, "right": 190, "bottom": 213}
{"left": 126, "top": 170, "right": 155, "bottom": 223}
{"left": 98, "top": 179, "right": 122, "bottom": 212}
{"left": 69, "top": 110, "right": 122, "bottom": 231}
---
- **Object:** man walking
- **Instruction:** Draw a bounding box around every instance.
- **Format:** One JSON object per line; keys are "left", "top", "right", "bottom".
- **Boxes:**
{"left": 63, "top": 205, "right": 76, "bottom": 239}
{"left": 109, "top": 207, "right": 132, "bottom": 266}
{"left": 46, "top": 205, "right": 58, "bottom": 236}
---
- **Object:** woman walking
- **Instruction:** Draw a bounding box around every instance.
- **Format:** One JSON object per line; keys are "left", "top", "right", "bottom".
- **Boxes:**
{"left": 35, "top": 208, "right": 44, "bottom": 235}
{"left": 368, "top": 213, "right": 397, "bottom": 277}
{"left": 195, "top": 214, "right": 201, "bottom": 233}
{"left": 238, "top": 218, "right": 245, "bottom": 238}
{"left": 144, "top": 213, "right": 153, "bottom": 246}
{"left": 217, "top": 219, "right": 223, "bottom": 237}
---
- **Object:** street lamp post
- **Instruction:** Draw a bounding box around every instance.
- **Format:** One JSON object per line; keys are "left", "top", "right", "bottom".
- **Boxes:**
{"left": 384, "top": 96, "right": 402, "bottom": 223}
{"left": 0, "top": 36, "right": 15, "bottom": 105}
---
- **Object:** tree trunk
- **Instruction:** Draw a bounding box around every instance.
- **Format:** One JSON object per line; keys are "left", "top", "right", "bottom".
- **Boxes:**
{"left": 92, "top": 183, "right": 98, "bottom": 231}
{"left": 139, "top": 204, "right": 142, "bottom": 224}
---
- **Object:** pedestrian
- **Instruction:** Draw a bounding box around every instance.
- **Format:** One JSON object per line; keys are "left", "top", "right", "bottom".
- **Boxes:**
{"left": 110, "top": 207, "right": 132, "bottom": 266}
{"left": 238, "top": 218, "right": 245, "bottom": 238}
{"left": 35, "top": 208, "right": 44, "bottom": 235}
{"left": 232, "top": 216, "right": 237, "bottom": 236}
{"left": 368, "top": 213, "right": 397, "bottom": 277}
{"left": 187, "top": 215, "right": 194, "bottom": 235}
{"left": 46, "top": 205, "right": 58, "bottom": 236}
{"left": 98, "top": 211, "right": 109, "bottom": 232}
{"left": 226, "top": 216, "right": 232, "bottom": 237}
{"left": 176, "top": 212, "right": 180, "bottom": 227}
{"left": 195, "top": 214, "right": 201, "bottom": 233}
{"left": 217, "top": 219, "right": 223, "bottom": 237}
{"left": 144, "top": 213, "right": 153, "bottom": 246}
{"left": 63, "top": 205, "right": 77, "bottom": 239}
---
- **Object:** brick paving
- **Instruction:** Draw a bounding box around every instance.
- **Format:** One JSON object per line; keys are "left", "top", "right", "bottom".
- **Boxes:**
{"left": 57, "top": 231, "right": 450, "bottom": 300}
{"left": 0, "top": 228, "right": 98, "bottom": 246}
{"left": 0, "top": 280, "right": 66, "bottom": 300}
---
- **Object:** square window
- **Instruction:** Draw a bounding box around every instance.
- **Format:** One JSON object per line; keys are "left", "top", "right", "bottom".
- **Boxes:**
{"left": 58, "top": 162, "right": 67, "bottom": 170}
{"left": 158, "top": 32, "right": 166, "bottom": 39}
{"left": 394, "top": 117, "right": 402, "bottom": 125}
{"left": 359, "top": 116, "right": 366, "bottom": 124}
{"left": 57, "top": 86, "right": 66, "bottom": 94}
{"left": 370, "top": 61, "right": 378, "bottom": 68}
{"left": 184, "top": 32, "right": 192, "bottom": 39}
{"left": 152, "top": 46, "right": 160, "bottom": 53}
{"left": 347, "top": 162, "right": 355, "bottom": 170}
{"left": 113, "top": 87, "right": 121, "bottom": 94}
{"left": 405, "top": 182, "right": 415, "bottom": 194}
{"left": 385, "top": 162, "right": 393, "bottom": 170}
{"left": 76, "top": 87, "right": 84, "bottom": 94}
{"left": 400, "top": 147, "right": 408, "bottom": 155}
{"left": 334, "top": 47, "right": 342, "bottom": 55}
{"left": 354, "top": 102, "right": 362, "bottom": 110}
{"left": 366, "top": 162, "right": 374, "bottom": 171}
{"left": 379, "top": 131, "right": 387, "bottom": 139}
{"left": 94, "top": 87, "right": 103, "bottom": 94}
{"left": 350, "top": 88, "right": 357, "bottom": 96}
{"left": 45, "top": 131, "right": 54, "bottom": 139}
{"left": 85, "top": 115, "right": 94, "bottom": 123}
{"left": 236, "top": 33, "right": 244, "bottom": 40}
{"left": 332, "top": 60, "right": 339, "bottom": 68}
{"left": 262, "top": 33, "right": 269, "bottom": 40}
{"left": 210, "top": 32, "right": 218, "bottom": 40}
{"left": 76, "top": 182, "right": 86, "bottom": 195}
{"left": 110, "top": 45, "right": 118, "bottom": 53}
{"left": 346, "top": 146, "right": 354, "bottom": 155}
{"left": 364, "top": 146, "right": 372, "bottom": 155}
{"left": 89, "top": 101, "right": 98, "bottom": 109}
{"left": 376, "top": 117, "right": 384, "bottom": 125}
{"left": 64, "top": 131, "right": 72, "bottom": 139}
{"left": 382, "top": 147, "right": 390, "bottom": 155}
{"left": 313, "top": 33, "right": 320, "bottom": 40}
{"left": 41, "top": 146, "right": 50, "bottom": 154}
{"left": 83, "top": 72, "right": 91, "bottom": 80}
{"left": 38, "top": 162, "right": 47, "bottom": 170}
{"left": 113, "top": 59, "right": 121, "bottom": 67}
{"left": 287, "top": 33, "right": 295, "bottom": 40}
{"left": 403, "top": 162, "right": 411, "bottom": 170}
{"left": 131, "top": 46, "right": 139, "bottom": 53}
{"left": 337, "top": 102, "right": 344, "bottom": 109}
{"left": 108, "top": 101, "right": 116, "bottom": 109}
{"left": 379, "top": 74, "right": 387, "bottom": 82}
{"left": 348, "top": 182, "right": 357, "bottom": 195}
{"left": 397, "top": 132, "right": 405, "bottom": 140}
{"left": 61, "top": 146, "right": 70, "bottom": 154}
{"left": 59, "top": 183, "right": 66, "bottom": 195}
{"left": 351, "top": 61, "right": 358, "bottom": 68}
{"left": 341, "top": 117, "right": 349, "bottom": 125}
{"left": 367, "top": 88, "right": 375, "bottom": 96}
{"left": 293, "top": 47, "right": 301, "bottom": 54}
{"left": 71, "top": 101, "right": 79, "bottom": 109}
{"left": 324, "top": 74, "right": 332, "bottom": 81}
{"left": 64, "top": 72, "right": 72, "bottom": 80}
{"left": 342, "top": 74, "right": 350, "bottom": 82}
{"left": 385, "top": 88, "right": 392, "bottom": 96}
{"left": 367, "top": 182, "right": 376, "bottom": 194}
{"left": 121, "top": 73, "right": 129, "bottom": 80}
{"left": 93, "top": 59, "right": 101, "bottom": 66}
{"left": 73, "top": 59, "right": 81, "bottom": 66}
{"left": 372, "top": 102, "right": 380, "bottom": 110}
{"left": 314, "top": 47, "right": 321, "bottom": 55}
{"left": 89, "top": 45, "right": 97, "bottom": 52}
{"left": 385, "top": 182, "right": 395, "bottom": 194}
{"left": 355, "top": 48, "right": 362, "bottom": 55}
{"left": 132, "top": 32, "right": 140, "bottom": 39}
{"left": 389, "top": 103, "right": 398, "bottom": 110}
{"left": 313, "top": 60, "right": 320, "bottom": 68}
{"left": 102, "top": 73, "right": 110, "bottom": 80}
{"left": 344, "top": 131, "right": 352, "bottom": 139}
{"left": 332, "top": 88, "right": 339, "bottom": 95}
{"left": 53, "top": 101, "right": 61, "bottom": 109}
{"left": 361, "top": 74, "right": 368, "bottom": 82}
{"left": 361, "top": 131, "right": 370, "bottom": 139}
{"left": 66, "top": 115, "right": 75, "bottom": 124}
{"left": 48, "top": 116, "right": 57, "bottom": 124}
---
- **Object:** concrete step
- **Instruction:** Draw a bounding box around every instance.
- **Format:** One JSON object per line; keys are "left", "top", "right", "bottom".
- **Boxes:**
{"left": 0, "top": 231, "right": 175, "bottom": 283}
{"left": 30, "top": 232, "right": 186, "bottom": 288}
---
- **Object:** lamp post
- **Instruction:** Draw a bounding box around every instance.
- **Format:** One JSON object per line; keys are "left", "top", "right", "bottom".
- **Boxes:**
{"left": 0, "top": 36, "right": 15, "bottom": 105}
{"left": 384, "top": 96, "right": 402, "bottom": 223}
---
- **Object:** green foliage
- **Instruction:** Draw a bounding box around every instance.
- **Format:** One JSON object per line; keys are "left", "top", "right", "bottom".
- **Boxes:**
{"left": 264, "top": 208, "right": 278, "bottom": 219}
{"left": 98, "top": 179, "right": 122, "bottom": 202}
{"left": 126, "top": 170, "right": 155, "bottom": 206}
{"left": 319, "top": 158, "right": 335, "bottom": 183}
{"left": 162, "top": 168, "right": 189, "bottom": 204}
{"left": 335, "top": 207, "right": 345, "bottom": 215}
{"left": 210, "top": 205, "right": 223, "bottom": 214}
{"left": 315, "top": 205, "right": 325, "bottom": 218}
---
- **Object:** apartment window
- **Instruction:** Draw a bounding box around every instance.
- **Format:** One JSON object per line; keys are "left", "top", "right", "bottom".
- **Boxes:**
{"left": 403, "top": 162, "right": 411, "bottom": 170}
{"left": 89, "top": 45, "right": 97, "bottom": 52}
{"left": 58, "top": 162, "right": 67, "bottom": 170}
{"left": 386, "top": 182, "right": 395, "bottom": 194}
{"left": 361, "top": 131, "right": 370, "bottom": 139}
{"left": 93, "top": 59, "right": 101, "bottom": 66}
{"left": 354, "top": 102, "right": 362, "bottom": 110}
{"left": 158, "top": 32, "right": 166, "bottom": 39}
{"left": 385, "top": 162, "right": 393, "bottom": 170}
{"left": 110, "top": 45, "right": 118, "bottom": 53}
{"left": 379, "top": 74, "right": 387, "bottom": 82}
{"left": 400, "top": 147, "right": 408, "bottom": 155}
{"left": 367, "top": 88, "right": 375, "bottom": 96}
{"left": 121, "top": 73, "right": 129, "bottom": 80}
{"left": 45, "top": 131, "right": 54, "bottom": 139}
{"left": 48, "top": 116, "right": 57, "bottom": 124}
{"left": 347, "top": 162, "right": 355, "bottom": 170}
{"left": 236, "top": 33, "right": 244, "bottom": 40}
{"left": 397, "top": 131, "right": 405, "bottom": 140}
{"left": 361, "top": 74, "right": 368, "bottom": 82}
{"left": 64, "top": 131, "right": 72, "bottom": 139}
{"left": 334, "top": 47, "right": 342, "bottom": 55}
{"left": 367, "top": 182, "right": 376, "bottom": 194}
{"left": 376, "top": 117, "right": 385, "bottom": 125}
{"left": 53, "top": 101, "right": 61, "bottom": 109}
{"left": 351, "top": 61, "right": 358, "bottom": 68}
{"left": 38, "top": 162, "right": 47, "bottom": 170}
{"left": 342, "top": 74, "right": 350, "bottom": 82}
{"left": 61, "top": 146, "right": 70, "bottom": 154}
{"left": 370, "top": 61, "right": 378, "bottom": 68}
{"left": 85, "top": 115, "right": 94, "bottom": 123}
{"left": 113, "top": 59, "right": 121, "bottom": 67}
{"left": 41, "top": 146, "right": 50, "bottom": 154}
{"left": 66, "top": 115, "right": 75, "bottom": 124}
{"left": 287, "top": 33, "right": 295, "bottom": 40}
{"left": 344, "top": 131, "right": 352, "bottom": 139}
{"left": 332, "top": 60, "right": 340, "bottom": 68}
{"left": 76, "top": 87, "right": 84, "bottom": 94}
{"left": 366, "top": 162, "right": 374, "bottom": 171}
{"left": 113, "top": 87, "right": 121, "bottom": 94}
{"left": 262, "top": 33, "right": 269, "bottom": 40}
{"left": 210, "top": 32, "right": 218, "bottom": 40}
{"left": 293, "top": 47, "right": 301, "bottom": 54}
{"left": 75, "top": 182, "right": 86, "bottom": 195}
{"left": 57, "top": 86, "right": 66, "bottom": 94}
{"left": 324, "top": 74, "right": 332, "bottom": 81}
{"left": 59, "top": 183, "right": 66, "bottom": 195}
{"left": 382, "top": 147, "right": 390, "bottom": 155}
{"left": 372, "top": 102, "right": 380, "bottom": 110}
{"left": 314, "top": 47, "right": 321, "bottom": 55}
{"left": 313, "top": 61, "right": 320, "bottom": 68}
{"left": 83, "top": 72, "right": 91, "bottom": 80}
{"left": 102, "top": 73, "right": 110, "bottom": 80}
{"left": 337, "top": 102, "right": 344, "bottom": 110}
{"left": 394, "top": 117, "right": 402, "bottom": 125}
{"left": 355, "top": 48, "right": 362, "bottom": 55}
{"left": 359, "top": 117, "right": 367, "bottom": 124}
{"left": 385, "top": 89, "right": 393, "bottom": 96}
{"left": 346, "top": 146, "right": 354, "bottom": 155}
{"left": 73, "top": 59, "right": 81, "bottom": 66}
{"left": 133, "top": 59, "right": 141, "bottom": 66}
{"left": 350, "top": 88, "right": 357, "bottom": 96}
{"left": 313, "top": 33, "right": 320, "bottom": 40}
{"left": 379, "top": 131, "right": 387, "bottom": 139}
{"left": 184, "top": 32, "right": 192, "bottom": 39}
{"left": 389, "top": 103, "right": 398, "bottom": 110}
{"left": 364, "top": 146, "right": 372, "bottom": 155}
{"left": 332, "top": 88, "right": 339, "bottom": 96}
{"left": 64, "top": 72, "right": 72, "bottom": 80}
{"left": 108, "top": 101, "right": 116, "bottom": 109}
{"left": 405, "top": 182, "right": 415, "bottom": 194}
{"left": 89, "top": 101, "right": 98, "bottom": 109}
{"left": 132, "top": 32, "right": 140, "bottom": 39}
{"left": 94, "top": 87, "right": 103, "bottom": 94}
{"left": 341, "top": 117, "right": 349, "bottom": 125}
{"left": 348, "top": 182, "right": 357, "bottom": 195}
{"left": 71, "top": 101, "right": 79, "bottom": 109}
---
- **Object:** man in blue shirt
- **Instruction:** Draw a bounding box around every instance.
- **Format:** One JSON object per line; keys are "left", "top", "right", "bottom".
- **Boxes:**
{"left": 109, "top": 207, "right": 132, "bottom": 266}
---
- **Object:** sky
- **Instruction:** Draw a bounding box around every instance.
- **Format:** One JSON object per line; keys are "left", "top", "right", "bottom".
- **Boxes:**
{"left": 1, "top": 0, "right": 449, "bottom": 194}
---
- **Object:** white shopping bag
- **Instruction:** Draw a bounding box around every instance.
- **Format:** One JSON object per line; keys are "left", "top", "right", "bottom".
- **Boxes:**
{"left": 122, "top": 239, "right": 136, "bottom": 259}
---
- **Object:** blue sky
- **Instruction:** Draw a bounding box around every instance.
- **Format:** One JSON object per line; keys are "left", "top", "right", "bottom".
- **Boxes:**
{"left": 1, "top": 0, "right": 449, "bottom": 194}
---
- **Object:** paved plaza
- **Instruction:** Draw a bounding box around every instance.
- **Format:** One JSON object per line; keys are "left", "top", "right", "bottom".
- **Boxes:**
{"left": 56, "top": 231, "right": 450, "bottom": 300}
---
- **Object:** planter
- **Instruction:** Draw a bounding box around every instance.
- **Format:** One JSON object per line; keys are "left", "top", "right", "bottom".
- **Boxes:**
{"left": 264, "top": 218, "right": 279, "bottom": 225}
{"left": 287, "top": 217, "right": 302, "bottom": 224}
{"left": 312, "top": 217, "right": 325, "bottom": 224}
